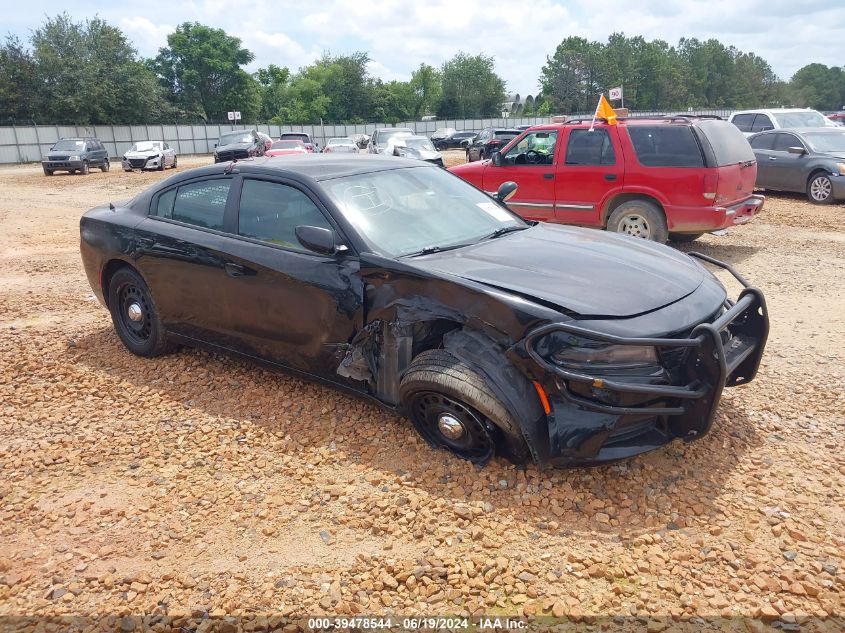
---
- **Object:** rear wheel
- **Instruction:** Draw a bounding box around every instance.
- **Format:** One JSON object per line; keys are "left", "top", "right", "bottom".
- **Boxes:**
{"left": 43, "top": 167, "right": 53, "bottom": 176}
{"left": 101, "top": 158, "right": 110, "bottom": 172}
{"left": 807, "top": 173, "right": 834, "bottom": 204}
{"left": 400, "top": 349, "right": 527, "bottom": 465}
{"left": 607, "top": 199, "right": 668, "bottom": 243}
{"left": 172, "top": 156, "right": 178, "bottom": 169}
{"left": 107, "top": 267, "right": 171, "bottom": 357}
{"left": 669, "top": 232, "right": 705, "bottom": 243}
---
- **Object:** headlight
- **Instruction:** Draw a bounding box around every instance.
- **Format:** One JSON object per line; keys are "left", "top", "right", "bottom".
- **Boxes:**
{"left": 837, "top": 163, "right": 845, "bottom": 176}
{"left": 69, "top": 155, "right": 80, "bottom": 161}
{"left": 542, "top": 333, "right": 657, "bottom": 369}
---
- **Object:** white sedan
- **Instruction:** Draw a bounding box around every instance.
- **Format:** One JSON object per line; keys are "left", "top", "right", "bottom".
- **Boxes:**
{"left": 122, "top": 141, "right": 177, "bottom": 171}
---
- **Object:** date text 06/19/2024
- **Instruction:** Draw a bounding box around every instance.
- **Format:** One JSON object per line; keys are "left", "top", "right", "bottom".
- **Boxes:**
{"left": 306, "top": 617, "right": 527, "bottom": 630}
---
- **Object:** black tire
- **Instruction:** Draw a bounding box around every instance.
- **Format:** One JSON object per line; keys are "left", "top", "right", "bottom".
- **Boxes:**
{"left": 80, "top": 161, "right": 89, "bottom": 175}
{"left": 807, "top": 173, "right": 834, "bottom": 204}
{"left": 669, "top": 232, "right": 705, "bottom": 243}
{"left": 607, "top": 199, "right": 668, "bottom": 243}
{"left": 43, "top": 167, "right": 53, "bottom": 176}
{"left": 101, "top": 159, "right": 110, "bottom": 172}
{"left": 399, "top": 349, "right": 528, "bottom": 465}
{"left": 172, "top": 156, "right": 178, "bottom": 169}
{"left": 107, "top": 267, "right": 171, "bottom": 358}
{"left": 158, "top": 158, "right": 165, "bottom": 171}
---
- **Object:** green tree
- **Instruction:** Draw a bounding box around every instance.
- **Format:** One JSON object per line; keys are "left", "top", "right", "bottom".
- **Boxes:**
{"left": 789, "top": 63, "right": 845, "bottom": 110}
{"left": 31, "top": 13, "right": 170, "bottom": 124}
{"left": 255, "top": 64, "right": 291, "bottom": 121}
{"left": 408, "top": 63, "right": 441, "bottom": 118}
{"left": 0, "top": 36, "right": 38, "bottom": 123}
{"left": 154, "top": 22, "right": 261, "bottom": 121}
{"left": 439, "top": 52, "right": 506, "bottom": 118}
{"left": 539, "top": 37, "right": 605, "bottom": 113}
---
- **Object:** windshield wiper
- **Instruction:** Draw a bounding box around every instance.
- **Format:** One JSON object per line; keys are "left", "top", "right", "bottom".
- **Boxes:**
{"left": 483, "top": 225, "right": 529, "bottom": 240}
{"left": 403, "top": 242, "right": 474, "bottom": 257}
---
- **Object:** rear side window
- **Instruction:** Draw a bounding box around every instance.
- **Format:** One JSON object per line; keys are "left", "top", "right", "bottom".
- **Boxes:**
{"left": 238, "top": 179, "right": 332, "bottom": 250}
{"left": 751, "top": 114, "right": 774, "bottom": 133}
{"left": 696, "top": 120, "right": 756, "bottom": 166}
{"left": 157, "top": 179, "right": 231, "bottom": 230}
{"left": 565, "top": 129, "right": 616, "bottom": 165}
{"left": 750, "top": 134, "right": 774, "bottom": 150}
{"left": 732, "top": 114, "right": 755, "bottom": 132}
{"left": 628, "top": 126, "right": 704, "bottom": 167}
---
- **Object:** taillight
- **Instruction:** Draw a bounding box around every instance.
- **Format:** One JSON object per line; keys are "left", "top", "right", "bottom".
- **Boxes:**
{"left": 703, "top": 173, "right": 718, "bottom": 200}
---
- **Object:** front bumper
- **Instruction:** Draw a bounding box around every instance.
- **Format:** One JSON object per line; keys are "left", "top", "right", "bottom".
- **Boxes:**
{"left": 122, "top": 156, "right": 160, "bottom": 170}
{"left": 42, "top": 159, "right": 83, "bottom": 171}
{"left": 522, "top": 253, "right": 769, "bottom": 466}
{"left": 830, "top": 174, "right": 845, "bottom": 200}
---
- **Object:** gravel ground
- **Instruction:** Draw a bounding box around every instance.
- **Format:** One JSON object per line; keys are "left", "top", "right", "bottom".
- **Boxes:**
{"left": 0, "top": 153, "right": 843, "bottom": 629}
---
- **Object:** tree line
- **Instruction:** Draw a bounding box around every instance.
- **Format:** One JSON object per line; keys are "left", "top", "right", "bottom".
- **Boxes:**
{"left": 0, "top": 14, "right": 842, "bottom": 126}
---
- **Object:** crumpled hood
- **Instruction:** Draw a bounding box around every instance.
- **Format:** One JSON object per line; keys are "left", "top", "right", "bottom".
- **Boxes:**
{"left": 124, "top": 150, "right": 161, "bottom": 158}
{"left": 410, "top": 224, "right": 707, "bottom": 318}
{"left": 216, "top": 142, "right": 253, "bottom": 152}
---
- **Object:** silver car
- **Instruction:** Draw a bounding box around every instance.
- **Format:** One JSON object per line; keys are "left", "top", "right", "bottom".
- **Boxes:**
{"left": 122, "top": 141, "right": 177, "bottom": 171}
{"left": 387, "top": 135, "right": 444, "bottom": 167}
{"left": 324, "top": 137, "right": 359, "bottom": 154}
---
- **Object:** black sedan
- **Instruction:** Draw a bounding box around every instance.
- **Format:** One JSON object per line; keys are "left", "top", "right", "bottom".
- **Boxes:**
{"left": 749, "top": 127, "right": 845, "bottom": 204}
{"left": 80, "top": 156, "right": 768, "bottom": 467}
{"left": 213, "top": 130, "right": 268, "bottom": 163}
{"left": 432, "top": 131, "right": 478, "bottom": 151}
{"left": 465, "top": 127, "right": 521, "bottom": 162}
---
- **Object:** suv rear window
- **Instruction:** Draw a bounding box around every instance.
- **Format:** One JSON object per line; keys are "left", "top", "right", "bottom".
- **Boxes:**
{"left": 628, "top": 126, "right": 704, "bottom": 167}
{"left": 281, "top": 134, "right": 310, "bottom": 142}
{"left": 696, "top": 120, "right": 756, "bottom": 166}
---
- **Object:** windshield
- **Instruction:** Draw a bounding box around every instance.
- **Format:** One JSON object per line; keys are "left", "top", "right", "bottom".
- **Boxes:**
{"left": 405, "top": 138, "right": 435, "bottom": 151}
{"left": 323, "top": 167, "right": 526, "bottom": 257}
{"left": 377, "top": 130, "right": 413, "bottom": 147}
{"left": 804, "top": 132, "right": 845, "bottom": 153}
{"left": 130, "top": 141, "right": 161, "bottom": 152}
{"left": 219, "top": 132, "right": 253, "bottom": 145}
{"left": 772, "top": 111, "right": 828, "bottom": 127}
{"left": 52, "top": 140, "right": 84, "bottom": 151}
{"left": 494, "top": 132, "right": 519, "bottom": 141}
{"left": 272, "top": 140, "right": 303, "bottom": 149}
{"left": 328, "top": 138, "right": 353, "bottom": 145}
{"left": 281, "top": 134, "right": 310, "bottom": 142}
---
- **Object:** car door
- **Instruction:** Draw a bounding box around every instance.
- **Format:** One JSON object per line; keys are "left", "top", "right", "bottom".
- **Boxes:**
{"left": 553, "top": 127, "right": 622, "bottom": 227}
{"left": 764, "top": 132, "right": 807, "bottom": 192}
{"left": 134, "top": 176, "right": 238, "bottom": 346}
{"left": 470, "top": 129, "right": 490, "bottom": 161}
{"left": 163, "top": 143, "right": 174, "bottom": 165}
{"left": 750, "top": 133, "right": 776, "bottom": 187}
{"left": 215, "top": 175, "right": 364, "bottom": 381}
{"left": 481, "top": 130, "right": 559, "bottom": 221}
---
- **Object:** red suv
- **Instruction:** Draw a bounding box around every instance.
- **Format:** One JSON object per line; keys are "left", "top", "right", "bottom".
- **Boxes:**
{"left": 449, "top": 116, "right": 764, "bottom": 243}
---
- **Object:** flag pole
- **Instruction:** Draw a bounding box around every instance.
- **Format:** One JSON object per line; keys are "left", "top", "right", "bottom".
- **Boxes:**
{"left": 589, "top": 94, "right": 602, "bottom": 132}
{"left": 621, "top": 84, "right": 624, "bottom": 109}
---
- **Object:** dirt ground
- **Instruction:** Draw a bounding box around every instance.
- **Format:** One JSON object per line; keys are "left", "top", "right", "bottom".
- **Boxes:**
{"left": 0, "top": 152, "right": 843, "bottom": 629}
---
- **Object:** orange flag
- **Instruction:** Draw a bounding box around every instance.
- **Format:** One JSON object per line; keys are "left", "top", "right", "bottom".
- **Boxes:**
{"left": 590, "top": 94, "right": 618, "bottom": 130}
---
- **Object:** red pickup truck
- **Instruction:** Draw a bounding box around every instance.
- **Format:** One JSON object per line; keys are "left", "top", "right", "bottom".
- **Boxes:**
{"left": 449, "top": 116, "right": 764, "bottom": 243}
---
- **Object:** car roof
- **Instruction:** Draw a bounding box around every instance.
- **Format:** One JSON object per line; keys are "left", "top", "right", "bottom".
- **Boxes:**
{"left": 752, "top": 127, "right": 845, "bottom": 136}
{"left": 176, "top": 155, "right": 432, "bottom": 183}
{"left": 731, "top": 108, "right": 819, "bottom": 116}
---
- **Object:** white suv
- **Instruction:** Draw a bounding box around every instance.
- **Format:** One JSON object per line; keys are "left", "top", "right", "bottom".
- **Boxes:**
{"left": 729, "top": 108, "right": 839, "bottom": 136}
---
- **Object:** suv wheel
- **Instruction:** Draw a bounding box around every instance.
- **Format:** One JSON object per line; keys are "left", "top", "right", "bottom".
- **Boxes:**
{"left": 101, "top": 159, "right": 110, "bottom": 172}
{"left": 607, "top": 200, "right": 668, "bottom": 243}
{"left": 80, "top": 161, "right": 89, "bottom": 175}
{"left": 807, "top": 174, "right": 834, "bottom": 204}
{"left": 43, "top": 166, "right": 53, "bottom": 176}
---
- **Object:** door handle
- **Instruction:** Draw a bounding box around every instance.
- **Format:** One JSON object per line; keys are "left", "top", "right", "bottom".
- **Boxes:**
{"left": 768, "top": 156, "right": 777, "bottom": 161}
{"left": 543, "top": 173, "right": 554, "bottom": 179}
{"left": 224, "top": 262, "right": 250, "bottom": 277}
{"left": 604, "top": 174, "right": 618, "bottom": 181}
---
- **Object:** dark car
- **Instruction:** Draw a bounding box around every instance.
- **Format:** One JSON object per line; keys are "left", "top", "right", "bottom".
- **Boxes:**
{"left": 749, "top": 127, "right": 845, "bottom": 204}
{"left": 42, "top": 137, "right": 110, "bottom": 176}
{"left": 79, "top": 156, "right": 768, "bottom": 467}
{"left": 213, "top": 130, "right": 268, "bottom": 163}
{"left": 432, "top": 131, "right": 477, "bottom": 151}
{"left": 465, "top": 127, "right": 521, "bottom": 162}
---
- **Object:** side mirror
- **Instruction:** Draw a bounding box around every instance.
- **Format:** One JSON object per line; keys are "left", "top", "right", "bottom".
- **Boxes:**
{"left": 491, "top": 151, "right": 503, "bottom": 167}
{"left": 295, "top": 225, "right": 341, "bottom": 255}
{"left": 393, "top": 147, "right": 400, "bottom": 156}
{"left": 787, "top": 146, "right": 806, "bottom": 155}
{"left": 496, "top": 181, "right": 518, "bottom": 203}
{"left": 213, "top": 142, "right": 217, "bottom": 148}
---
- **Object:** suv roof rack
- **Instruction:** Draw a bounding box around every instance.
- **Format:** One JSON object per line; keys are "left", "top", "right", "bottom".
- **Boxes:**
{"left": 557, "top": 115, "right": 723, "bottom": 126}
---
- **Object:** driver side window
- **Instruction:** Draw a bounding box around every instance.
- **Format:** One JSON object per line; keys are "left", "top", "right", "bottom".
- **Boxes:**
{"left": 565, "top": 129, "right": 616, "bottom": 166}
{"left": 502, "top": 131, "right": 558, "bottom": 166}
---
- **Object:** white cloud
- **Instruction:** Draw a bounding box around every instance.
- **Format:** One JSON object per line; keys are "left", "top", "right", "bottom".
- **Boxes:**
{"left": 118, "top": 17, "right": 174, "bottom": 56}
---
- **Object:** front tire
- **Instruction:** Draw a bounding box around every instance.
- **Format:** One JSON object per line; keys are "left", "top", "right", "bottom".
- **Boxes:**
{"left": 807, "top": 174, "right": 834, "bottom": 204}
{"left": 607, "top": 199, "right": 668, "bottom": 243}
{"left": 101, "top": 159, "right": 110, "bottom": 172}
{"left": 79, "top": 161, "right": 89, "bottom": 175}
{"left": 400, "top": 349, "right": 527, "bottom": 465}
{"left": 172, "top": 156, "right": 178, "bottom": 169}
{"left": 43, "top": 167, "right": 53, "bottom": 176}
{"left": 107, "top": 267, "right": 171, "bottom": 358}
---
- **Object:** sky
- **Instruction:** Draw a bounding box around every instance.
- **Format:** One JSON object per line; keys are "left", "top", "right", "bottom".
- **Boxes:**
{"left": 5, "top": 0, "right": 845, "bottom": 97}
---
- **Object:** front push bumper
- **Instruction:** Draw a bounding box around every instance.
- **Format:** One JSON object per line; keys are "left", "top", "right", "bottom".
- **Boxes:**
{"left": 522, "top": 253, "right": 769, "bottom": 466}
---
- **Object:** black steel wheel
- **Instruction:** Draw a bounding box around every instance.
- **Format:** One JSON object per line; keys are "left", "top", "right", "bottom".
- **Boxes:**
{"left": 80, "top": 160, "right": 89, "bottom": 175}
{"left": 101, "top": 158, "right": 110, "bottom": 172}
{"left": 107, "top": 267, "right": 171, "bottom": 357}
{"left": 400, "top": 349, "right": 530, "bottom": 465}
{"left": 409, "top": 391, "right": 496, "bottom": 463}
